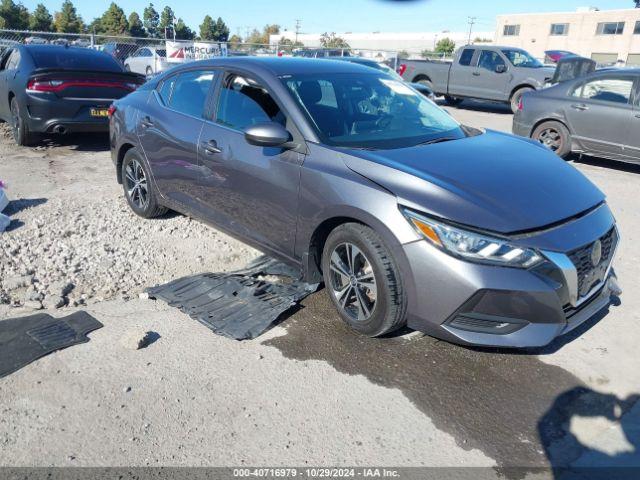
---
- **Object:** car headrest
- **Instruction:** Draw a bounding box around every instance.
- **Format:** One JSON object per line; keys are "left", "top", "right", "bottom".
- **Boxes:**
{"left": 298, "top": 81, "right": 322, "bottom": 105}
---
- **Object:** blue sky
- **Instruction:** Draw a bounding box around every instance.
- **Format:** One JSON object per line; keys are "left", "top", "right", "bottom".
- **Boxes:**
{"left": 20, "top": 0, "right": 633, "bottom": 34}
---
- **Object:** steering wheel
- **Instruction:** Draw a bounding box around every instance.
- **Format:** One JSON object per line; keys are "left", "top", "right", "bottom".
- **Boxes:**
{"left": 375, "top": 113, "right": 393, "bottom": 130}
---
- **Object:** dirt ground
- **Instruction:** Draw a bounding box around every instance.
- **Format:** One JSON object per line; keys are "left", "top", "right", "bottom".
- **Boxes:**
{"left": 0, "top": 102, "right": 639, "bottom": 477}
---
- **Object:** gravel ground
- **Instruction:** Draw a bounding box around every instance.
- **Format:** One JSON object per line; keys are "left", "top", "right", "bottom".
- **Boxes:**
{"left": 0, "top": 126, "right": 258, "bottom": 310}
{"left": 0, "top": 104, "right": 639, "bottom": 475}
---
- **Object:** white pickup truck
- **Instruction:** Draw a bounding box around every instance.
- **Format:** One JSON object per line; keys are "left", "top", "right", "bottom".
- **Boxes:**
{"left": 399, "top": 45, "right": 555, "bottom": 113}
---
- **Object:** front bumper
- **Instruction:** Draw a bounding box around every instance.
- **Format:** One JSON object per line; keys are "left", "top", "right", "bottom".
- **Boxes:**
{"left": 402, "top": 205, "right": 619, "bottom": 348}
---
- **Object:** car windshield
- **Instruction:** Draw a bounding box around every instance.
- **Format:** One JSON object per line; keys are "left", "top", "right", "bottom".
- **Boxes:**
{"left": 283, "top": 73, "right": 465, "bottom": 149}
{"left": 501, "top": 49, "right": 544, "bottom": 68}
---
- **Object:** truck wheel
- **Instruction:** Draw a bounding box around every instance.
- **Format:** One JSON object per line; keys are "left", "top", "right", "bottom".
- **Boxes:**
{"left": 510, "top": 87, "right": 533, "bottom": 114}
{"left": 444, "top": 95, "right": 463, "bottom": 107}
{"left": 322, "top": 223, "right": 407, "bottom": 337}
{"left": 531, "top": 121, "right": 572, "bottom": 159}
{"left": 416, "top": 78, "right": 434, "bottom": 91}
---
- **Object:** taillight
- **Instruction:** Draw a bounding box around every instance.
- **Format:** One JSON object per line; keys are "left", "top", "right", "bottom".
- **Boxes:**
{"left": 397, "top": 63, "right": 407, "bottom": 76}
{"left": 518, "top": 97, "right": 524, "bottom": 111}
{"left": 107, "top": 104, "right": 117, "bottom": 117}
{"left": 26, "top": 77, "right": 138, "bottom": 93}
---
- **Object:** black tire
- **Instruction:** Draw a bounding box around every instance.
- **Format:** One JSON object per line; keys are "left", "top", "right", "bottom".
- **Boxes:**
{"left": 416, "top": 77, "right": 434, "bottom": 91}
{"left": 531, "top": 121, "right": 572, "bottom": 159}
{"left": 10, "top": 97, "right": 37, "bottom": 146}
{"left": 510, "top": 87, "right": 534, "bottom": 114}
{"left": 322, "top": 223, "right": 407, "bottom": 337}
{"left": 121, "top": 148, "right": 168, "bottom": 218}
{"left": 444, "top": 95, "right": 463, "bottom": 106}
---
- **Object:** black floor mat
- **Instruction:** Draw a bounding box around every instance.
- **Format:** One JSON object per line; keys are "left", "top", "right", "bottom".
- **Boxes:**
{"left": 146, "top": 256, "right": 319, "bottom": 340}
{"left": 0, "top": 311, "right": 103, "bottom": 379}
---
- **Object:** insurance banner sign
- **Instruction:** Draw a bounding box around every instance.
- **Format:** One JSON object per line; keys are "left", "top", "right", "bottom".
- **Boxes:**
{"left": 166, "top": 41, "right": 228, "bottom": 63}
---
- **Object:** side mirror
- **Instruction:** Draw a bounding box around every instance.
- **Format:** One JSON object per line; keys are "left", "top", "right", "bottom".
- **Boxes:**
{"left": 495, "top": 64, "right": 507, "bottom": 74}
{"left": 244, "top": 122, "right": 292, "bottom": 148}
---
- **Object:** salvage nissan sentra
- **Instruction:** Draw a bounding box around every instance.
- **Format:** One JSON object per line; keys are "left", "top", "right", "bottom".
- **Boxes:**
{"left": 109, "top": 57, "right": 619, "bottom": 348}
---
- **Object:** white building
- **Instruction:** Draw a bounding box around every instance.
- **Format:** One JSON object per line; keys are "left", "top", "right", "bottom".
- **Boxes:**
{"left": 495, "top": 7, "right": 640, "bottom": 65}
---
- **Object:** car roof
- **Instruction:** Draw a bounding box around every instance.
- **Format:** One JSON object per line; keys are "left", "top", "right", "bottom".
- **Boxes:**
{"left": 177, "top": 56, "right": 383, "bottom": 76}
{"left": 20, "top": 44, "right": 93, "bottom": 54}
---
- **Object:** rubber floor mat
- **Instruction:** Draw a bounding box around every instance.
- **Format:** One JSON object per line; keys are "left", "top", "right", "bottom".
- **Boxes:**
{"left": 0, "top": 311, "right": 103, "bottom": 379}
{"left": 146, "top": 256, "right": 319, "bottom": 340}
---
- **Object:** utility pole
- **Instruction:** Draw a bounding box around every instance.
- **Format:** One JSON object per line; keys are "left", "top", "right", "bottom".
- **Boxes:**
{"left": 467, "top": 16, "right": 477, "bottom": 45}
{"left": 294, "top": 19, "right": 302, "bottom": 43}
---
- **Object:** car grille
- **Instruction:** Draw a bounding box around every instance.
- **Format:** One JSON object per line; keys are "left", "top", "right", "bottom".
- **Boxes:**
{"left": 567, "top": 227, "right": 617, "bottom": 300}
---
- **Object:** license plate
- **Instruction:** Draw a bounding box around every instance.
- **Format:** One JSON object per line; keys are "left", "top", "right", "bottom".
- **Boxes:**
{"left": 90, "top": 108, "right": 109, "bottom": 117}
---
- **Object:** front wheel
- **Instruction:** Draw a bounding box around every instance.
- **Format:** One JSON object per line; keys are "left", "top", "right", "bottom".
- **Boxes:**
{"left": 122, "top": 148, "right": 168, "bottom": 218}
{"left": 322, "top": 223, "right": 407, "bottom": 337}
{"left": 531, "top": 121, "right": 572, "bottom": 159}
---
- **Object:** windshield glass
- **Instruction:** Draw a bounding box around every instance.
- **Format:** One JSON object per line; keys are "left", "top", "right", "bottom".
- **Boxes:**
{"left": 283, "top": 73, "right": 465, "bottom": 149}
{"left": 501, "top": 49, "right": 543, "bottom": 68}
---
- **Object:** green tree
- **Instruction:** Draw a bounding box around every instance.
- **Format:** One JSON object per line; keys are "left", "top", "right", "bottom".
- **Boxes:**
{"left": 0, "top": 0, "right": 30, "bottom": 30}
{"left": 420, "top": 49, "right": 435, "bottom": 59}
{"left": 277, "top": 37, "right": 304, "bottom": 54}
{"left": 53, "top": 0, "right": 84, "bottom": 33}
{"left": 228, "top": 33, "right": 242, "bottom": 49}
{"left": 213, "top": 17, "right": 229, "bottom": 41}
{"left": 174, "top": 18, "right": 194, "bottom": 40}
{"left": 98, "top": 2, "right": 128, "bottom": 35}
{"left": 199, "top": 14, "right": 214, "bottom": 40}
{"left": 319, "top": 32, "right": 350, "bottom": 49}
{"left": 246, "top": 24, "right": 279, "bottom": 47}
{"left": 435, "top": 37, "right": 456, "bottom": 56}
{"left": 128, "top": 11, "right": 145, "bottom": 37}
{"left": 397, "top": 50, "right": 409, "bottom": 59}
{"left": 143, "top": 3, "right": 159, "bottom": 38}
{"left": 158, "top": 5, "right": 174, "bottom": 36}
{"left": 29, "top": 3, "right": 53, "bottom": 32}
{"left": 87, "top": 17, "right": 101, "bottom": 34}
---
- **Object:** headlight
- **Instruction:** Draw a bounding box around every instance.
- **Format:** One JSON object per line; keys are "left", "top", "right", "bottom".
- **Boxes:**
{"left": 401, "top": 208, "right": 543, "bottom": 268}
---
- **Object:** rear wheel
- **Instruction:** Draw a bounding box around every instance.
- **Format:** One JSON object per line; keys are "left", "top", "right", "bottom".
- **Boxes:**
{"left": 122, "top": 148, "right": 167, "bottom": 218}
{"left": 322, "top": 223, "right": 407, "bottom": 337}
{"left": 444, "top": 95, "right": 463, "bottom": 107}
{"left": 510, "top": 87, "right": 534, "bottom": 114}
{"left": 531, "top": 121, "right": 572, "bottom": 159}
{"left": 415, "top": 77, "right": 434, "bottom": 91}
{"left": 10, "top": 97, "right": 36, "bottom": 146}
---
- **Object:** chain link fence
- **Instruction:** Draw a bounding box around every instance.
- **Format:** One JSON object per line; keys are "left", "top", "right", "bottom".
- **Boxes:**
{"left": 0, "top": 28, "right": 410, "bottom": 75}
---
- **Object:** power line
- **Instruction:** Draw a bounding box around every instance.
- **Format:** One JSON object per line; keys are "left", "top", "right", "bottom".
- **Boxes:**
{"left": 294, "top": 19, "right": 302, "bottom": 43}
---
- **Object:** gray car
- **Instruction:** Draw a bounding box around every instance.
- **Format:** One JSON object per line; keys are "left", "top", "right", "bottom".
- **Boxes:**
{"left": 109, "top": 57, "right": 619, "bottom": 348}
{"left": 513, "top": 68, "right": 640, "bottom": 164}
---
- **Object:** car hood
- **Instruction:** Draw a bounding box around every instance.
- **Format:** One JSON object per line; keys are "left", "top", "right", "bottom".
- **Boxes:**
{"left": 340, "top": 130, "right": 605, "bottom": 234}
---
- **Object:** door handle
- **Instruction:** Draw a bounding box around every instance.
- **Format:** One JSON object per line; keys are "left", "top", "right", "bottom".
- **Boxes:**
{"left": 472, "top": 72, "right": 481, "bottom": 76}
{"left": 140, "top": 116, "right": 154, "bottom": 128}
{"left": 571, "top": 104, "right": 589, "bottom": 111}
{"left": 202, "top": 139, "right": 222, "bottom": 155}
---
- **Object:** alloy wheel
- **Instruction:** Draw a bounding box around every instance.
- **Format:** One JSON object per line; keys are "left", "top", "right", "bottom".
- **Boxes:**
{"left": 124, "top": 158, "right": 149, "bottom": 210}
{"left": 537, "top": 127, "right": 562, "bottom": 152}
{"left": 328, "top": 242, "right": 378, "bottom": 322}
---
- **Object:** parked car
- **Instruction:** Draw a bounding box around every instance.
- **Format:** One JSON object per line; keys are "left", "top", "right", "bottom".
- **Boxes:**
{"left": 327, "top": 56, "right": 435, "bottom": 100}
{"left": 513, "top": 68, "right": 640, "bottom": 164}
{"left": 124, "top": 47, "right": 169, "bottom": 76}
{"left": 0, "top": 44, "right": 145, "bottom": 145}
{"left": 110, "top": 57, "right": 619, "bottom": 348}
{"left": 399, "top": 45, "right": 555, "bottom": 113}
{"left": 544, "top": 50, "right": 575, "bottom": 65}
{"left": 294, "top": 48, "right": 351, "bottom": 58}
{"left": 102, "top": 42, "right": 137, "bottom": 64}
{"left": 24, "top": 36, "right": 47, "bottom": 45}
{"left": 71, "top": 39, "right": 92, "bottom": 48}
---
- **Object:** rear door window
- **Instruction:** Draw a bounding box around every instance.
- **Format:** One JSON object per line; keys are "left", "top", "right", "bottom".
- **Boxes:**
{"left": 216, "top": 74, "right": 286, "bottom": 130}
{"left": 166, "top": 70, "right": 216, "bottom": 117}
{"left": 573, "top": 76, "right": 634, "bottom": 104}
{"left": 458, "top": 48, "right": 475, "bottom": 66}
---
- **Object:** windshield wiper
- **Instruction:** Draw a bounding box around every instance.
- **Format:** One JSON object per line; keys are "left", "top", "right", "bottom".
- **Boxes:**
{"left": 415, "top": 136, "right": 458, "bottom": 146}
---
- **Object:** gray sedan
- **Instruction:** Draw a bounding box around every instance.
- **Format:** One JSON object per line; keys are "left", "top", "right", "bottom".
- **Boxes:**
{"left": 110, "top": 57, "right": 619, "bottom": 348}
{"left": 513, "top": 68, "right": 639, "bottom": 164}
